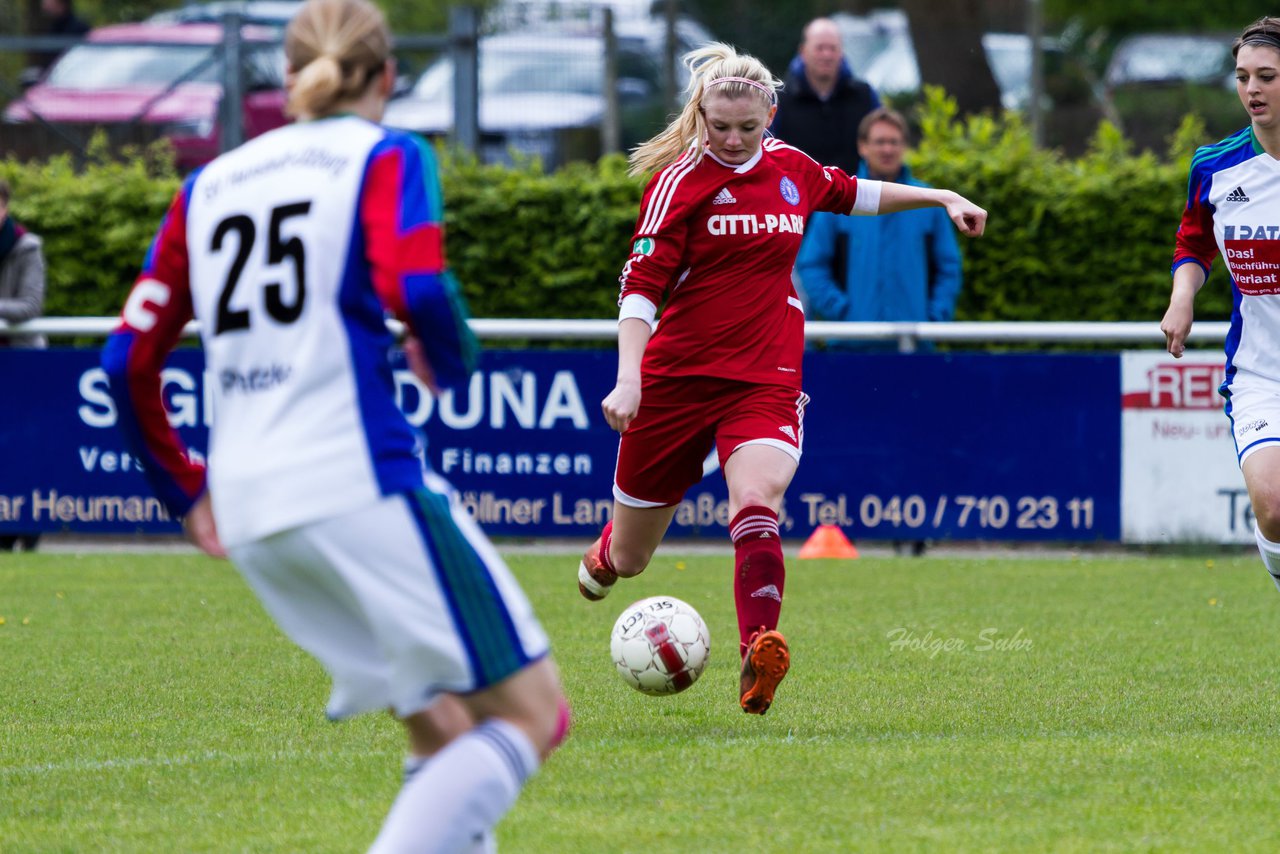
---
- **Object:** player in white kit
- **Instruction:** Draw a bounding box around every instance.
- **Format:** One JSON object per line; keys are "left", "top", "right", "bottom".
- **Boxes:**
{"left": 101, "top": 2, "right": 567, "bottom": 851}
{"left": 1163, "top": 16, "right": 1280, "bottom": 593}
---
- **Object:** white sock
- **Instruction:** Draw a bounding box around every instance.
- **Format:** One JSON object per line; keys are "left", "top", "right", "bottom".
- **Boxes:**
{"left": 368, "top": 719, "right": 539, "bottom": 854}
{"left": 399, "top": 756, "right": 494, "bottom": 852}
{"left": 464, "top": 830, "right": 497, "bottom": 854}
{"left": 402, "top": 755, "right": 429, "bottom": 783}
{"left": 1255, "top": 523, "right": 1280, "bottom": 593}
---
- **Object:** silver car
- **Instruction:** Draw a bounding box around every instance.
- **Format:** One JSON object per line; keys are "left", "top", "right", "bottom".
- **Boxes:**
{"left": 383, "top": 19, "right": 711, "bottom": 168}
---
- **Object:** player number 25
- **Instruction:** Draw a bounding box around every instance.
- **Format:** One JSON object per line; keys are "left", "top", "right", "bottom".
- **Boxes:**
{"left": 212, "top": 201, "right": 312, "bottom": 335}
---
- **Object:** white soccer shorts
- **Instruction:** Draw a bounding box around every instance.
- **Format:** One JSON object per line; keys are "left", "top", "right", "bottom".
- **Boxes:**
{"left": 1226, "top": 368, "right": 1280, "bottom": 465}
{"left": 229, "top": 477, "right": 549, "bottom": 720}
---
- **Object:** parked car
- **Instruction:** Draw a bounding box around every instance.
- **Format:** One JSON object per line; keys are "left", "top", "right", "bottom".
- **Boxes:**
{"left": 3, "top": 23, "right": 289, "bottom": 172}
{"left": 147, "top": 1, "right": 304, "bottom": 31}
{"left": 488, "top": 0, "right": 662, "bottom": 31}
{"left": 832, "top": 9, "right": 901, "bottom": 79}
{"left": 1102, "top": 32, "right": 1240, "bottom": 154}
{"left": 383, "top": 17, "right": 712, "bottom": 168}
{"left": 1104, "top": 33, "right": 1235, "bottom": 90}
{"left": 832, "top": 10, "right": 1081, "bottom": 113}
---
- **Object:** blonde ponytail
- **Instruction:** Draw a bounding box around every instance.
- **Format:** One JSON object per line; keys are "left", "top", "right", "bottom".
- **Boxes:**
{"left": 628, "top": 43, "right": 780, "bottom": 177}
{"left": 285, "top": 0, "right": 391, "bottom": 118}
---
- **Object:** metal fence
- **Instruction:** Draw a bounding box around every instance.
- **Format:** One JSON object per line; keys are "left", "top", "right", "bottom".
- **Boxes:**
{"left": 0, "top": 317, "right": 1233, "bottom": 351}
{"left": 0, "top": 13, "right": 467, "bottom": 167}
{"left": 0, "top": 3, "right": 692, "bottom": 172}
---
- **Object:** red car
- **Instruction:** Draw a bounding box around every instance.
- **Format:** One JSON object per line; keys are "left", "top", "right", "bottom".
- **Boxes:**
{"left": 3, "top": 23, "right": 289, "bottom": 171}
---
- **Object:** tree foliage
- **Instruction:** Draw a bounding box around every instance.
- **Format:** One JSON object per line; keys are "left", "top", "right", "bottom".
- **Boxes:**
{"left": 0, "top": 93, "right": 1240, "bottom": 329}
{"left": 0, "top": 137, "right": 180, "bottom": 319}
{"left": 1044, "top": 0, "right": 1274, "bottom": 38}
{"left": 910, "top": 87, "right": 1231, "bottom": 323}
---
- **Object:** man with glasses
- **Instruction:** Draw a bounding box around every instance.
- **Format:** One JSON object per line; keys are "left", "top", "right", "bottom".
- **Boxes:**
{"left": 796, "top": 107, "right": 962, "bottom": 341}
{"left": 794, "top": 107, "right": 964, "bottom": 556}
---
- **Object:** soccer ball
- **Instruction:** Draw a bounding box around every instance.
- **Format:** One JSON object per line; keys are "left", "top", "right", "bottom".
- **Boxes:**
{"left": 610, "top": 595, "right": 710, "bottom": 695}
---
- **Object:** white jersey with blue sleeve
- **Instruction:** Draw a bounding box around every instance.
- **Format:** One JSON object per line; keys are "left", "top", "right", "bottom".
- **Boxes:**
{"left": 1174, "top": 126, "right": 1280, "bottom": 389}
{"left": 103, "top": 115, "right": 476, "bottom": 547}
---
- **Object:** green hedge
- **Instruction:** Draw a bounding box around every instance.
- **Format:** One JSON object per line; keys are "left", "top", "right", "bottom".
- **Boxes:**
{"left": 440, "top": 152, "right": 640, "bottom": 319}
{"left": 0, "top": 138, "right": 180, "bottom": 319}
{"left": 0, "top": 97, "right": 1239, "bottom": 324}
{"left": 909, "top": 87, "right": 1234, "bottom": 323}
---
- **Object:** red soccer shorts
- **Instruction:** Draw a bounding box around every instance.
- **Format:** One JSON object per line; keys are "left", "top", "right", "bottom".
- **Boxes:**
{"left": 612, "top": 375, "right": 810, "bottom": 507}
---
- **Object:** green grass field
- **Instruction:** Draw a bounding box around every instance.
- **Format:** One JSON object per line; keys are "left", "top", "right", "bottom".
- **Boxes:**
{"left": 4, "top": 547, "right": 1280, "bottom": 852}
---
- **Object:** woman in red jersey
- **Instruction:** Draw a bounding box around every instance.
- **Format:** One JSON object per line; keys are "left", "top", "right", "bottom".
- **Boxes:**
{"left": 577, "top": 42, "right": 987, "bottom": 715}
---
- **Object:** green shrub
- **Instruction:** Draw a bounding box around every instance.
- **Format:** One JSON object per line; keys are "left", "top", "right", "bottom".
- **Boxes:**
{"left": 910, "top": 87, "right": 1234, "bottom": 323}
{"left": 0, "top": 101, "right": 1241, "bottom": 325}
{"left": 0, "top": 136, "right": 180, "bottom": 319}
{"left": 439, "top": 151, "right": 641, "bottom": 319}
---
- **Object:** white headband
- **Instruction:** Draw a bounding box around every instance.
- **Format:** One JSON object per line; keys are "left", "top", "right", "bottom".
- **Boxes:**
{"left": 706, "top": 75, "right": 776, "bottom": 104}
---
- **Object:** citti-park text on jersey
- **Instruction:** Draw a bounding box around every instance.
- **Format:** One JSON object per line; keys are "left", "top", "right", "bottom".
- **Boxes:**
{"left": 707, "top": 213, "right": 806, "bottom": 235}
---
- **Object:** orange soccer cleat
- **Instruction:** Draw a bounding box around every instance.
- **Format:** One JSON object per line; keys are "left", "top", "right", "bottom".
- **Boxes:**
{"left": 739, "top": 628, "right": 790, "bottom": 715}
{"left": 577, "top": 536, "right": 617, "bottom": 601}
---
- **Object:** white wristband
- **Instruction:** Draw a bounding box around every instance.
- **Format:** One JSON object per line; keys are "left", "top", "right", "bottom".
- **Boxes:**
{"left": 618, "top": 293, "right": 657, "bottom": 327}
{"left": 851, "top": 178, "right": 883, "bottom": 216}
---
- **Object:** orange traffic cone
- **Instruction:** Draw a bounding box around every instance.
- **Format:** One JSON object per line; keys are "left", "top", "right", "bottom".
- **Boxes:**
{"left": 797, "top": 524, "right": 859, "bottom": 559}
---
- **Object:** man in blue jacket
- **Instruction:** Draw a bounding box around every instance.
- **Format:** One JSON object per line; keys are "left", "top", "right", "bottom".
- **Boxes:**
{"left": 796, "top": 107, "right": 962, "bottom": 350}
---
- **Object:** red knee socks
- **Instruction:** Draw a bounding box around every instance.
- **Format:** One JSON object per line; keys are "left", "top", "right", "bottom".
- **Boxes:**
{"left": 730, "top": 506, "right": 785, "bottom": 657}
{"left": 598, "top": 519, "right": 616, "bottom": 573}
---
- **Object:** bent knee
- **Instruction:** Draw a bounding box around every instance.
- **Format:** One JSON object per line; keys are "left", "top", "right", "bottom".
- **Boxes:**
{"left": 1257, "top": 504, "right": 1280, "bottom": 543}
{"left": 506, "top": 693, "right": 567, "bottom": 761}
{"left": 610, "top": 545, "right": 653, "bottom": 578}
{"left": 472, "top": 660, "right": 567, "bottom": 759}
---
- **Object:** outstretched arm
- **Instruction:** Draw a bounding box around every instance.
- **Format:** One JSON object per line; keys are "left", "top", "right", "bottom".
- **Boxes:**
{"left": 874, "top": 183, "right": 987, "bottom": 237}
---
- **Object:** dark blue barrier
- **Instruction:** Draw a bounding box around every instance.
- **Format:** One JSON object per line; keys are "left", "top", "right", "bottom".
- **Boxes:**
{"left": 0, "top": 348, "right": 1119, "bottom": 540}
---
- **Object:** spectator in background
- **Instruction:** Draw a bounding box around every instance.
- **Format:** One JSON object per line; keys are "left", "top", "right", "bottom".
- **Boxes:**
{"left": 41, "top": 0, "right": 89, "bottom": 37}
{"left": 0, "top": 179, "right": 46, "bottom": 345}
{"left": 34, "top": 0, "right": 90, "bottom": 72}
{"left": 770, "top": 16, "right": 880, "bottom": 176}
{"left": 796, "top": 107, "right": 962, "bottom": 342}
{"left": 795, "top": 108, "right": 963, "bottom": 559}
{"left": 0, "top": 177, "right": 46, "bottom": 552}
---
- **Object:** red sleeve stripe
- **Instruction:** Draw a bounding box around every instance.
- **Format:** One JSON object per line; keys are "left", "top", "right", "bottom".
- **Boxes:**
{"left": 132, "top": 182, "right": 194, "bottom": 328}
{"left": 102, "top": 180, "right": 205, "bottom": 516}
{"left": 360, "top": 143, "right": 447, "bottom": 332}
{"left": 1172, "top": 176, "right": 1218, "bottom": 271}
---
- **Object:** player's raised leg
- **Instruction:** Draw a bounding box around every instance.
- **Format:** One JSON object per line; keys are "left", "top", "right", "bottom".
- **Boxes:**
{"left": 724, "top": 443, "right": 797, "bottom": 714}
{"left": 1244, "top": 446, "right": 1280, "bottom": 590}
{"left": 579, "top": 503, "right": 678, "bottom": 600}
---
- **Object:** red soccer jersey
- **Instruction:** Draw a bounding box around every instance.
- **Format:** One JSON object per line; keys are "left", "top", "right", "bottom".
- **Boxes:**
{"left": 619, "top": 137, "right": 862, "bottom": 388}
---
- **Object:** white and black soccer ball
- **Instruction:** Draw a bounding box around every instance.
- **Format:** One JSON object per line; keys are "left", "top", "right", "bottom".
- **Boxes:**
{"left": 610, "top": 595, "right": 710, "bottom": 695}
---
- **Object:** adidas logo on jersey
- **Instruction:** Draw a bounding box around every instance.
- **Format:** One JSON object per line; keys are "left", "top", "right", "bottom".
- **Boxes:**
{"left": 779, "top": 425, "right": 796, "bottom": 441}
{"left": 1225, "top": 186, "right": 1250, "bottom": 203}
{"left": 712, "top": 187, "right": 737, "bottom": 205}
